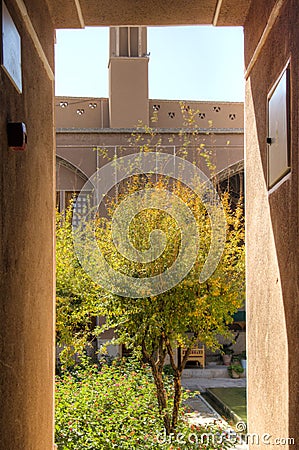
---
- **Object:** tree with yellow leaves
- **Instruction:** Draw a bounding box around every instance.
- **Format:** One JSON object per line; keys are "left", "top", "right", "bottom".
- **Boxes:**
{"left": 56, "top": 105, "right": 245, "bottom": 434}
{"left": 93, "top": 112, "right": 245, "bottom": 435}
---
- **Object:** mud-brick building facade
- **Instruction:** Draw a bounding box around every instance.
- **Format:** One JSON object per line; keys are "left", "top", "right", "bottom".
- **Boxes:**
{"left": 0, "top": 1, "right": 298, "bottom": 449}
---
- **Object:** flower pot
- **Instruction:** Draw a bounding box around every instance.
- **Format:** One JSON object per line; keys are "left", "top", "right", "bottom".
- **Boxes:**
{"left": 231, "top": 369, "right": 240, "bottom": 379}
{"left": 241, "top": 359, "right": 246, "bottom": 370}
{"left": 222, "top": 354, "right": 232, "bottom": 366}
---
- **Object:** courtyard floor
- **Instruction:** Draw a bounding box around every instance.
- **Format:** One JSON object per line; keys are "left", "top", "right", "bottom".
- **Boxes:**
{"left": 182, "top": 366, "right": 248, "bottom": 449}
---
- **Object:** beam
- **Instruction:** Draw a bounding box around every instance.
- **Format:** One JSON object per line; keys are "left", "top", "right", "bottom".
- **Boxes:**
{"left": 15, "top": 0, "right": 54, "bottom": 80}
{"left": 245, "top": 0, "right": 287, "bottom": 79}
{"left": 213, "top": 0, "right": 224, "bottom": 26}
{"left": 74, "top": 0, "right": 85, "bottom": 28}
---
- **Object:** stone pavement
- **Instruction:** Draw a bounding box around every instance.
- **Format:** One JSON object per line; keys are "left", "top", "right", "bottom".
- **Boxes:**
{"left": 182, "top": 367, "right": 248, "bottom": 449}
{"left": 184, "top": 395, "right": 248, "bottom": 450}
{"left": 182, "top": 375, "right": 246, "bottom": 392}
{"left": 181, "top": 365, "right": 246, "bottom": 392}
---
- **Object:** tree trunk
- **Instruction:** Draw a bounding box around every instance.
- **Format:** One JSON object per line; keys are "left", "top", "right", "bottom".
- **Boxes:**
{"left": 141, "top": 341, "right": 171, "bottom": 435}
{"left": 171, "top": 372, "right": 182, "bottom": 433}
{"left": 151, "top": 365, "right": 171, "bottom": 435}
{"left": 165, "top": 339, "right": 194, "bottom": 435}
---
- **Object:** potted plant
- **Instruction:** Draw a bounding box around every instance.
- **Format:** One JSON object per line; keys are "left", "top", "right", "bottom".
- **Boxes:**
{"left": 228, "top": 363, "right": 244, "bottom": 379}
{"left": 240, "top": 350, "right": 247, "bottom": 370}
{"left": 221, "top": 347, "right": 234, "bottom": 366}
{"left": 220, "top": 332, "right": 240, "bottom": 366}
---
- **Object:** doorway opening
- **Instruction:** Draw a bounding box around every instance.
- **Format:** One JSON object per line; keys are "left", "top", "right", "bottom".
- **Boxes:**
{"left": 54, "top": 24, "right": 247, "bottom": 441}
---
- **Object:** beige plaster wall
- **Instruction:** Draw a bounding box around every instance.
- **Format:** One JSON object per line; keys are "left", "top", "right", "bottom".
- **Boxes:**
{"left": 1, "top": 2, "right": 297, "bottom": 449}
{"left": 245, "top": 0, "right": 299, "bottom": 446}
{"left": 50, "top": 0, "right": 250, "bottom": 28}
{"left": 148, "top": 100, "right": 244, "bottom": 129}
{"left": 56, "top": 97, "right": 109, "bottom": 129}
{"left": 56, "top": 163, "right": 86, "bottom": 191}
{"left": 55, "top": 96, "right": 244, "bottom": 131}
{"left": 0, "top": 0, "right": 55, "bottom": 448}
{"left": 109, "top": 57, "right": 149, "bottom": 128}
{"left": 56, "top": 128, "right": 243, "bottom": 189}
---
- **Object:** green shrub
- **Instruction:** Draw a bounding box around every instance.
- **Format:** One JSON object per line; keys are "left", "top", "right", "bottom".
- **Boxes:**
{"left": 55, "top": 357, "right": 232, "bottom": 449}
{"left": 228, "top": 363, "right": 244, "bottom": 374}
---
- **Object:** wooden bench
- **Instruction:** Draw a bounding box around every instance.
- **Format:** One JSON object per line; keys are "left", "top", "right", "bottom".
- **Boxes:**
{"left": 182, "top": 346, "right": 205, "bottom": 368}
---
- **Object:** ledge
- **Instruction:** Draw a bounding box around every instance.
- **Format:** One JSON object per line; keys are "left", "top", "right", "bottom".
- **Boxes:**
{"left": 56, "top": 127, "right": 244, "bottom": 134}
{"left": 205, "top": 388, "right": 245, "bottom": 424}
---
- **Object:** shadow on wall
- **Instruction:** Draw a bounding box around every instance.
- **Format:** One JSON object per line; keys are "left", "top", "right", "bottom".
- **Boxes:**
{"left": 248, "top": 24, "right": 298, "bottom": 441}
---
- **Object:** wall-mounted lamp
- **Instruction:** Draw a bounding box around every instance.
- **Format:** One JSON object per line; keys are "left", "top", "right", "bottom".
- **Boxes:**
{"left": 7, "top": 122, "right": 27, "bottom": 151}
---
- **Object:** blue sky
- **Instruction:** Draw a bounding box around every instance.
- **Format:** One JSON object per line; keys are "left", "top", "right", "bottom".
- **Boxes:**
{"left": 55, "top": 26, "right": 244, "bottom": 102}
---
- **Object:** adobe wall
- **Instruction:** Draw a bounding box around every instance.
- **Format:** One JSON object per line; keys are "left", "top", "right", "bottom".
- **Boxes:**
{"left": 0, "top": 1, "right": 55, "bottom": 448}
{"left": 244, "top": 0, "right": 298, "bottom": 446}
{"left": 56, "top": 128, "right": 243, "bottom": 186}
{"left": 55, "top": 96, "right": 244, "bottom": 130}
{"left": 1, "top": 1, "right": 298, "bottom": 449}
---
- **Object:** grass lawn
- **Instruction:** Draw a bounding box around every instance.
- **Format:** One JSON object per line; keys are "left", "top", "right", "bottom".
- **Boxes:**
{"left": 207, "top": 387, "right": 247, "bottom": 422}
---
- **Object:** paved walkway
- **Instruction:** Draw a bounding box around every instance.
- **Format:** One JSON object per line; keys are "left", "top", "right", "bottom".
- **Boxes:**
{"left": 182, "top": 373, "right": 248, "bottom": 449}
{"left": 182, "top": 376, "right": 246, "bottom": 392}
